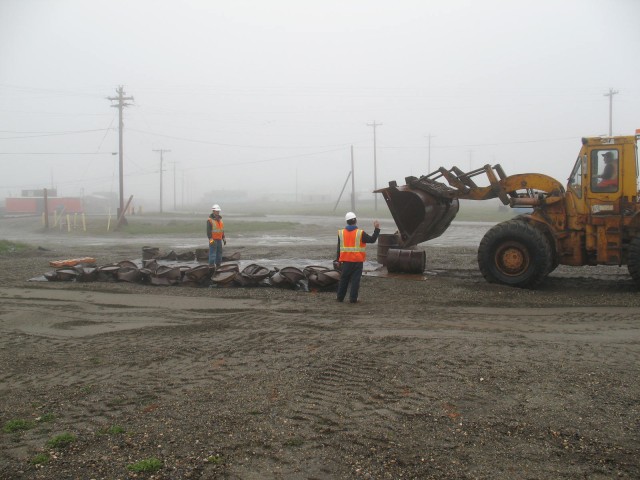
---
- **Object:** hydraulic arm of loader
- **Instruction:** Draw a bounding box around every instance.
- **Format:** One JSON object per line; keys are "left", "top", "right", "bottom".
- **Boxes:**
{"left": 376, "top": 164, "right": 566, "bottom": 247}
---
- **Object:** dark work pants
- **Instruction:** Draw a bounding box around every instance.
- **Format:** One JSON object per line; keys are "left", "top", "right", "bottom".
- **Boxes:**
{"left": 209, "top": 240, "right": 223, "bottom": 266}
{"left": 336, "top": 261, "right": 363, "bottom": 302}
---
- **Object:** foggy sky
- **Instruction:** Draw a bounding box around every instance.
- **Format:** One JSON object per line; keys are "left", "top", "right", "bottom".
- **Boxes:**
{"left": 1, "top": 0, "right": 639, "bottom": 211}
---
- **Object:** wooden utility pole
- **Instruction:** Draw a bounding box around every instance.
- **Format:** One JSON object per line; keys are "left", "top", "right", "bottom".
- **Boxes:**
{"left": 367, "top": 121, "right": 382, "bottom": 211}
{"left": 604, "top": 88, "right": 619, "bottom": 136}
{"left": 172, "top": 161, "right": 177, "bottom": 211}
{"left": 350, "top": 145, "right": 356, "bottom": 212}
{"left": 108, "top": 86, "right": 134, "bottom": 221}
{"left": 153, "top": 149, "right": 171, "bottom": 213}
{"left": 43, "top": 188, "right": 49, "bottom": 229}
{"left": 426, "top": 133, "right": 435, "bottom": 173}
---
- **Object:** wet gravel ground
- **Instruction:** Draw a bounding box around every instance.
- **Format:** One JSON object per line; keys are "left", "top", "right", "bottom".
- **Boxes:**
{"left": 1, "top": 217, "right": 640, "bottom": 479}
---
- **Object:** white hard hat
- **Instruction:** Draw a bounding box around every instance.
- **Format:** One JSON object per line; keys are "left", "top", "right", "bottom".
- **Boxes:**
{"left": 211, "top": 204, "right": 221, "bottom": 211}
{"left": 345, "top": 211, "right": 357, "bottom": 221}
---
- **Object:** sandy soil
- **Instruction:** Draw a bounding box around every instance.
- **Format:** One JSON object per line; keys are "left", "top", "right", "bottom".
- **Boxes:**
{"left": 1, "top": 216, "right": 639, "bottom": 479}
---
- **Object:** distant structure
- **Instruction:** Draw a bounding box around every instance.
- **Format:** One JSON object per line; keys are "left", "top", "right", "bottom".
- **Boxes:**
{"left": 4, "top": 189, "right": 83, "bottom": 214}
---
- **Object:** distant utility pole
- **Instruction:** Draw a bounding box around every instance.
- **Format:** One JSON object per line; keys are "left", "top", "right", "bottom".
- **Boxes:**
{"left": 603, "top": 88, "right": 619, "bottom": 136}
{"left": 153, "top": 149, "right": 171, "bottom": 213}
{"left": 172, "top": 161, "right": 178, "bottom": 211}
{"left": 350, "top": 145, "right": 356, "bottom": 212}
{"left": 108, "top": 86, "right": 134, "bottom": 220}
{"left": 426, "top": 133, "right": 435, "bottom": 173}
{"left": 367, "top": 120, "right": 382, "bottom": 211}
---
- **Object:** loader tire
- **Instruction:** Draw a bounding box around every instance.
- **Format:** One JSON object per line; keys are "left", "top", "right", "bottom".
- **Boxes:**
{"left": 478, "top": 220, "right": 552, "bottom": 289}
{"left": 627, "top": 236, "right": 640, "bottom": 288}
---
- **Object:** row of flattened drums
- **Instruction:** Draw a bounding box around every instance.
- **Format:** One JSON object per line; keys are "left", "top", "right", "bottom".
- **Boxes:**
{"left": 43, "top": 252, "right": 342, "bottom": 290}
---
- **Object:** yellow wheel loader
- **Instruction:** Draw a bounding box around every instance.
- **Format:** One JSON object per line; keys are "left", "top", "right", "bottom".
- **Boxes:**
{"left": 376, "top": 133, "right": 640, "bottom": 288}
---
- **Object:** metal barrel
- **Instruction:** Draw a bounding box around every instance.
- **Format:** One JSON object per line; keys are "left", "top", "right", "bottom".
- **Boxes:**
{"left": 386, "top": 249, "right": 425, "bottom": 274}
{"left": 377, "top": 233, "right": 400, "bottom": 266}
{"left": 195, "top": 248, "right": 209, "bottom": 261}
{"left": 142, "top": 246, "right": 160, "bottom": 260}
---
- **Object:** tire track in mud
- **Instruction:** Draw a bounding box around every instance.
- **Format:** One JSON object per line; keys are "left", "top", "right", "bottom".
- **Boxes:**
{"left": 263, "top": 306, "right": 640, "bottom": 463}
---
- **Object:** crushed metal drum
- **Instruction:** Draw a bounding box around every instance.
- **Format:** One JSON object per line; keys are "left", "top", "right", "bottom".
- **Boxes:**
{"left": 97, "top": 264, "right": 121, "bottom": 282}
{"left": 236, "top": 263, "right": 270, "bottom": 286}
{"left": 211, "top": 270, "right": 238, "bottom": 287}
{"left": 270, "top": 266, "right": 306, "bottom": 288}
{"left": 142, "top": 246, "right": 160, "bottom": 260}
{"left": 143, "top": 259, "right": 158, "bottom": 270}
{"left": 118, "top": 260, "right": 138, "bottom": 269}
{"left": 223, "top": 251, "right": 241, "bottom": 262}
{"left": 117, "top": 266, "right": 142, "bottom": 283}
{"left": 158, "top": 250, "right": 178, "bottom": 261}
{"left": 150, "top": 265, "right": 182, "bottom": 286}
{"left": 54, "top": 268, "right": 79, "bottom": 281}
{"left": 304, "top": 265, "right": 341, "bottom": 289}
{"left": 182, "top": 265, "right": 214, "bottom": 286}
{"left": 176, "top": 251, "right": 195, "bottom": 261}
{"left": 75, "top": 266, "right": 98, "bottom": 282}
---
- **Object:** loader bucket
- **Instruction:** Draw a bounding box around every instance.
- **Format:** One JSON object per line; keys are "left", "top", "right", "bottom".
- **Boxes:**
{"left": 376, "top": 182, "right": 459, "bottom": 247}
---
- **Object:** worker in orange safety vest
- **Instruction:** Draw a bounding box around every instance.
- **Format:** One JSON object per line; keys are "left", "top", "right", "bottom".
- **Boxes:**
{"left": 335, "top": 211, "right": 380, "bottom": 303}
{"left": 207, "top": 204, "right": 226, "bottom": 266}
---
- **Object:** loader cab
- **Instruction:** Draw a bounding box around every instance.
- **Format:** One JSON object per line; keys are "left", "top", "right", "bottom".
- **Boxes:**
{"left": 565, "top": 136, "right": 637, "bottom": 229}
{"left": 567, "top": 136, "right": 636, "bottom": 201}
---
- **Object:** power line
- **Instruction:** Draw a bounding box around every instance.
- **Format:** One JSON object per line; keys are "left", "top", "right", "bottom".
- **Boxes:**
{"left": 128, "top": 127, "right": 356, "bottom": 149}
{"left": 0, "top": 152, "right": 116, "bottom": 155}
{"left": 0, "top": 128, "right": 112, "bottom": 140}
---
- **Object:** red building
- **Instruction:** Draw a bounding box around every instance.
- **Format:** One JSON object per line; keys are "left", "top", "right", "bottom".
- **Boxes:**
{"left": 5, "top": 189, "right": 83, "bottom": 214}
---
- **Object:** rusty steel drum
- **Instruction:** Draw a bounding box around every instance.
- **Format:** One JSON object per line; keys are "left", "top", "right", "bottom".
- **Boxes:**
{"left": 386, "top": 249, "right": 426, "bottom": 274}
{"left": 195, "top": 248, "right": 209, "bottom": 261}
{"left": 142, "top": 246, "right": 160, "bottom": 260}
{"left": 377, "top": 233, "right": 400, "bottom": 266}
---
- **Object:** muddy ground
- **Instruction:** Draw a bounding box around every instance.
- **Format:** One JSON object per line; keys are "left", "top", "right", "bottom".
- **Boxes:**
{"left": 0, "top": 215, "right": 639, "bottom": 479}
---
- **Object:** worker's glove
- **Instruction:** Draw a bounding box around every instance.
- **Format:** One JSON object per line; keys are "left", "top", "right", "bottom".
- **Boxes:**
{"left": 333, "top": 260, "right": 342, "bottom": 271}
{"left": 223, "top": 239, "right": 227, "bottom": 246}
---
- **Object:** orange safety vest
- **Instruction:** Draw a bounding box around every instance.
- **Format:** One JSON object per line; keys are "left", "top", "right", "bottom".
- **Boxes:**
{"left": 338, "top": 228, "right": 366, "bottom": 262}
{"left": 208, "top": 218, "right": 224, "bottom": 243}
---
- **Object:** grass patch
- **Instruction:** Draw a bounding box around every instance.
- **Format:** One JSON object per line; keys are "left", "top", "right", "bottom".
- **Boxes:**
{"left": 205, "top": 454, "right": 224, "bottom": 465}
{"left": 46, "top": 432, "right": 76, "bottom": 448}
{"left": 37, "top": 413, "right": 55, "bottom": 423}
{"left": 283, "top": 437, "right": 304, "bottom": 447}
{"left": 31, "top": 453, "right": 50, "bottom": 465}
{"left": 2, "top": 419, "right": 34, "bottom": 433}
{"left": 101, "top": 425, "right": 126, "bottom": 435}
{"left": 127, "top": 457, "right": 162, "bottom": 473}
{"left": 79, "top": 384, "right": 95, "bottom": 394}
{"left": 0, "top": 240, "right": 29, "bottom": 254}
